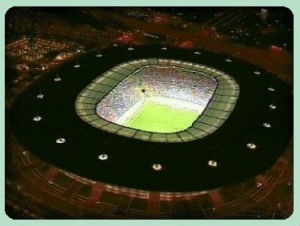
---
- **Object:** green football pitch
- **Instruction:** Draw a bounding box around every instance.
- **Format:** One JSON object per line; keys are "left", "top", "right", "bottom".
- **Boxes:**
{"left": 125, "top": 101, "right": 200, "bottom": 133}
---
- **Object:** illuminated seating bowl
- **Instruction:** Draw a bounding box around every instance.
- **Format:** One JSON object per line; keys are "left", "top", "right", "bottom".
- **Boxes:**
{"left": 76, "top": 58, "right": 239, "bottom": 142}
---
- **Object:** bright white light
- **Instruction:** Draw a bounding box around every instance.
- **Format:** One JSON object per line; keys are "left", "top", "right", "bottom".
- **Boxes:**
{"left": 128, "top": 47, "right": 134, "bottom": 51}
{"left": 268, "top": 87, "right": 275, "bottom": 92}
{"left": 263, "top": 122, "right": 271, "bottom": 128}
{"left": 33, "top": 116, "right": 42, "bottom": 122}
{"left": 208, "top": 160, "right": 218, "bottom": 168}
{"left": 161, "top": 47, "right": 167, "bottom": 50}
{"left": 152, "top": 163, "right": 163, "bottom": 171}
{"left": 56, "top": 138, "right": 66, "bottom": 144}
{"left": 253, "top": 71, "right": 261, "bottom": 75}
{"left": 74, "top": 64, "right": 80, "bottom": 68}
{"left": 225, "top": 58, "right": 232, "bottom": 63}
{"left": 194, "top": 51, "right": 201, "bottom": 55}
{"left": 247, "top": 143, "right": 257, "bottom": 150}
{"left": 256, "top": 181, "right": 263, "bottom": 188}
{"left": 54, "top": 77, "right": 62, "bottom": 82}
{"left": 98, "top": 154, "right": 108, "bottom": 161}
{"left": 37, "top": 94, "right": 44, "bottom": 99}
{"left": 269, "top": 104, "right": 277, "bottom": 110}
{"left": 96, "top": 53, "right": 103, "bottom": 58}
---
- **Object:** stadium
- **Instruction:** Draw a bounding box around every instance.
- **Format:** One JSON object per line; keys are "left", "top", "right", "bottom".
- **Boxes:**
{"left": 5, "top": 7, "right": 293, "bottom": 219}
{"left": 78, "top": 58, "right": 238, "bottom": 141}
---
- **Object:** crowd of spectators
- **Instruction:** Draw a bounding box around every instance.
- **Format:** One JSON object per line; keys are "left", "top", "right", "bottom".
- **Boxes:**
{"left": 97, "top": 64, "right": 217, "bottom": 123}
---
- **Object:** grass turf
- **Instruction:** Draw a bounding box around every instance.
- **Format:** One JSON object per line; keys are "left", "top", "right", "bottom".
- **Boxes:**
{"left": 125, "top": 101, "right": 199, "bottom": 133}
